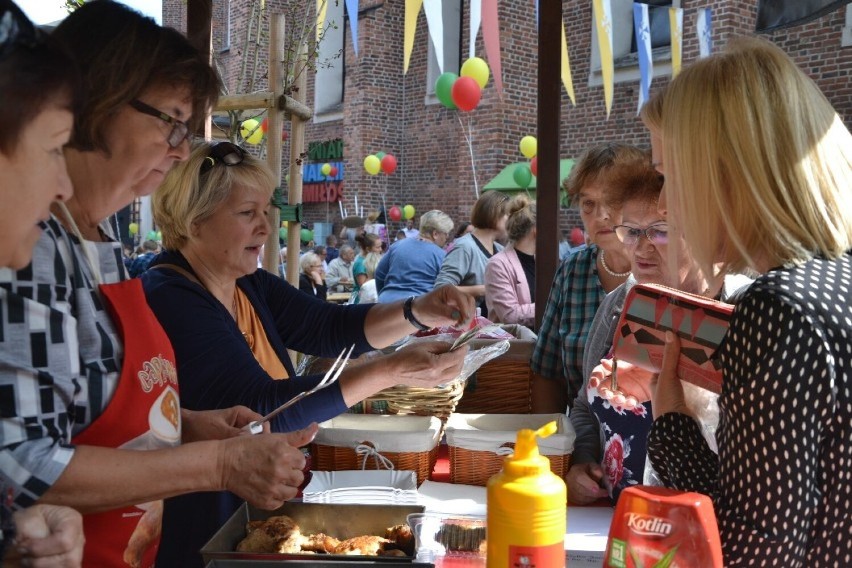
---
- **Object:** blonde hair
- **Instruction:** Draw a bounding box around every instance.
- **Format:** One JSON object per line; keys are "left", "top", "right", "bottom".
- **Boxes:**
{"left": 661, "top": 36, "right": 852, "bottom": 276}
{"left": 153, "top": 142, "right": 276, "bottom": 250}
{"left": 363, "top": 252, "right": 382, "bottom": 279}
{"left": 300, "top": 252, "right": 321, "bottom": 274}
{"left": 419, "top": 210, "right": 454, "bottom": 235}
{"left": 505, "top": 194, "right": 536, "bottom": 242}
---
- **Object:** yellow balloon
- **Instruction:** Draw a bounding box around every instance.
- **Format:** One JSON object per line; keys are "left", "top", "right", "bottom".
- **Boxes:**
{"left": 240, "top": 118, "right": 264, "bottom": 145}
{"left": 402, "top": 204, "right": 415, "bottom": 220}
{"left": 281, "top": 220, "right": 288, "bottom": 228}
{"left": 519, "top": 135, "right": 537, "bottom": 159}
{"left": 460, "top": 57, "right": 490, "bottom": 89}
{"left": 128, "top": 222, "right": 139, "bottom": 236}
{"left": 364, "top": 155, "right": 381, "bottom": 176}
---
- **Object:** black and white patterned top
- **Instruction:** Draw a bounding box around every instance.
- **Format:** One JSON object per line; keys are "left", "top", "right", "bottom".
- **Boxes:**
{"left": 648, "top": 252, "right": 852, "bottom": 566}
{"left": 0, "top": 217, "right": 126, "bottom": 509}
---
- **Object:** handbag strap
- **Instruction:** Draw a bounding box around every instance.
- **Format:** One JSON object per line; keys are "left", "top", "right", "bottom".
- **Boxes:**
{"left": 150, "top": 263, "right": 203, "bottom": 287}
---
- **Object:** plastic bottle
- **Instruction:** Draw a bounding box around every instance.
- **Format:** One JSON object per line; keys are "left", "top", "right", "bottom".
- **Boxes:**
{"left": 486, "top": 421, "right": 566, "bottom": 568}
{"left": 605, "top": 485, "right": 723, "bottom": 568}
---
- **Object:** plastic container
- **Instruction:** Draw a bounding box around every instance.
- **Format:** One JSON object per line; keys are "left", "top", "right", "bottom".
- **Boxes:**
{"left": 486, "top": 421, "right": 567, "bottom": 568}
{"left": 604, "top": 485, "right": 723, "bottom": 568}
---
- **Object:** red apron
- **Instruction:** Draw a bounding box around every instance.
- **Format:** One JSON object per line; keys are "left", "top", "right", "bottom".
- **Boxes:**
{"left": 72, "top": 278, "right": 180, "bottom": 568}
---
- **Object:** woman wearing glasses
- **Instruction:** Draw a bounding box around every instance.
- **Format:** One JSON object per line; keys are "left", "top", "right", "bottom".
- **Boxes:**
{"left": 0, "top": 4, "right": 322, "bottom": 567}
{"left": 141, "top": 142, "right": 472, "bottom": 567}
{"left": 298, "top": 252, "right": 328, "bottom": 300}
{"left": 565, "top": 99, "right": 751, "bottom": 506}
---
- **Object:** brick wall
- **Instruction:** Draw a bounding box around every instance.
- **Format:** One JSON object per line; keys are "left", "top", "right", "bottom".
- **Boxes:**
{"left": 162, "top": 0, "right": 852, "bottom": 238}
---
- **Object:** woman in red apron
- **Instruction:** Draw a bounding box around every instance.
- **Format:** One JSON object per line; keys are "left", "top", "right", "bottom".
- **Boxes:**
{"left": 0, "top": 4, "right": 316, "bottom": 567}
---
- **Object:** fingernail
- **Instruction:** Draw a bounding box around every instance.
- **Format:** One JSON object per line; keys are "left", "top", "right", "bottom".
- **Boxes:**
{"left": 665, "top": 331, "right": 675, "bottom": 343}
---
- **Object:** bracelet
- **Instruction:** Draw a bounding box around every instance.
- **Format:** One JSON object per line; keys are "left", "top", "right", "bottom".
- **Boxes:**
{"left": 403, "top": 296, "right": 430, "bottom": 331}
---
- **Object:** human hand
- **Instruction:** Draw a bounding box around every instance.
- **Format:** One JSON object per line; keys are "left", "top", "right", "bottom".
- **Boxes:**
{"left": 182, "top": 406, "right": 267, "bottom": 443}
{"left": 589, "top": 359, "right": 654, "bottom": 410}
{"left": 388, "top": 340, "right": 468, "bottom": 388}
{"left": 412, "top": 286, "right": 476, "bottom": 329}
{"left": 218, "top": 423, "right": 318, "bottom": 510}
{"left": 566, "top": 463, "right": 608, "bottom": 505}
{"left": 7, "top": 504, "right": 84, "bottom": 568}
{"left": 650, "top": 332, "right": 691, "bottom": 419}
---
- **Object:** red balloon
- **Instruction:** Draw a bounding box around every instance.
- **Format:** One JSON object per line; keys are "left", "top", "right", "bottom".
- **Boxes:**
{"left": 451, "top": 76, "right": 481, "bottom": 112}
{"left": 261, "top": 117, "right": 289, "bottom": 141}
{"left": 530, "top": 156, "right": 538, "bottom": 177}
{"left": 380, "top": 154, "right": 397, "bottom": 175}
{"left": 329, "top": 165, "right": 339, "bottom": 177}
{"left": 388, "top": 206, "right": 402, "bottom": 222}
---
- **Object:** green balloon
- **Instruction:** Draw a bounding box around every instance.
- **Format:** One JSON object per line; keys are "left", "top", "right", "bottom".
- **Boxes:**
{"left": 146, "top": 230, "right": 158, "bottom": 241}
{"left": 279, "top": 228, "right": 288, "bottom": 241}
{"left": 513, "top": 164, "right": 532, "bottom": 189}
{"left": 435, "top": 72, "right": 458, "bottom": 110}
{"left": 300, "top": 228, "right": 314, "bottom": 243}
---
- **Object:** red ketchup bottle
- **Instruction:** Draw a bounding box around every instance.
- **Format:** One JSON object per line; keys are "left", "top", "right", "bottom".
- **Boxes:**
{"left": 605, "top": 486, "right": 722, "bottom": 568}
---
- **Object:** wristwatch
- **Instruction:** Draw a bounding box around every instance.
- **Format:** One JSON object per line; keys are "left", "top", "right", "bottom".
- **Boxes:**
{"left": 403, "top": 296, "right": 430, "bottom": 331}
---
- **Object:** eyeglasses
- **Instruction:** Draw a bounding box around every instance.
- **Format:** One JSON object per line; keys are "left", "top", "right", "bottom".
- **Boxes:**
{"left": 613, "top": 223, "right": 669, "bottom": 246}
{"left": 129, "top": 99, "right": 192, "bottom": 149}
{"left": 199, "top": 142, "right": 246, "bottom": 176}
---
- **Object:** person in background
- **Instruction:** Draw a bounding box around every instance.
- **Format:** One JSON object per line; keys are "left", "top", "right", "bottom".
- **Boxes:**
{"left": 435, "top": 191, "right": 509, "bottom": 318}
{"left": 484, "top": 195, "right": 536, "bottom": 328}
{"left": 351, "top": 232, "right": 383, "bottom": 303}
{"left": 376, "top": 210, "right": 453, "bottom": 303}
{"left": 326, "top": 244, "right": 355, "bottom": 292}
{"left": 395, "top": 229, "right": 406, "bottom": 242}
{"left": 647, "top": 37, "right": 851, "bottom": 565}
{"left": 1, "top": 4, "right": 315, "bottom": 567}
{"left": 530, "top": 143, "right": 644, "bottom": 413}
{"left": 312, "top": 244, "right": 328, "bottom": 271}
{"left": 445, "top": 221, "right": 473, "bottom": 253}
{"left": 324, "top": 234, "right": 339, "bottom": 263}
{"left": 357, "top": 251, "right": 382, "bottom": 304}
{"left": 558, "top": 229, "right": 573, "bottom": 260}
{"left": 403, "top": 218, "right": 420, "bottom": 239}
{"left": 298, "top": 251, "right": 327, "bottom": 301}
{"left": 128, "top": 238, "right": 159, "bottom": 277}
{"left": 0, "top": 2, "right": 85, "bottom": 565}
{"left": 141, "top": 142, "right": 473, "bottom": 566}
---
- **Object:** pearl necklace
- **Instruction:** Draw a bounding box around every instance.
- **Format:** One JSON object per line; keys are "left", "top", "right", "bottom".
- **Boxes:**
{"left": 599, "top": 250, "right": 630, "bottom": 278}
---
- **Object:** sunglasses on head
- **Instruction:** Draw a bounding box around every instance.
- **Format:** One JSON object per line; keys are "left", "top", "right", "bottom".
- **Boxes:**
{"left": 0, "top": 5, "right": 45, "bottom": 60}
{"left": 199, "top": 142, "right": 246, "bottom": 177}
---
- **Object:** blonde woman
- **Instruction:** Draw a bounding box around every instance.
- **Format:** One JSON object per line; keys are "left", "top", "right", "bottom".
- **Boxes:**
{"left": 357, "top": 251, "right": 382, "bottom": 303}
{"left": 648, "top": 37, "right": 852, "bottom": 566}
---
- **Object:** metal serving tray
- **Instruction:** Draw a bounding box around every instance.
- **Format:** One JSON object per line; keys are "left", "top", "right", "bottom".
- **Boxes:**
{"left": 201, "top": 501, "right": 425, "bottom": 565}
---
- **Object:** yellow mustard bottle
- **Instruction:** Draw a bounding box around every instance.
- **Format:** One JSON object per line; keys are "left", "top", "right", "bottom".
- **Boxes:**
{"left": 486, "top": 421, "right": 567, "bottom": 567}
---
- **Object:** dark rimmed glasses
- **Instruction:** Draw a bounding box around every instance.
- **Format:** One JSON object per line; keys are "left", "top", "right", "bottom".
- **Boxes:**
{"left": 199, "top": 142, "right": 246, "bottom": 177}
{"left": 129, "top": 99, "right": 192, "bottom": 149}
{"left": 613, "top": 222, "right": 669, "bottom": 246}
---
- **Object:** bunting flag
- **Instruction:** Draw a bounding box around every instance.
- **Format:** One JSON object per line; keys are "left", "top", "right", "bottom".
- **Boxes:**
{"left": 592, "top": 0, "right": 614, "bottom": 117}
{"left": 633, "top": 2, "right": 653, "bottom": 114}
{"left": 403, "top": 0, "right": 424, "bottom": 74}
{"left": 669, "top": 7, "right": 683, "bottom": 77}
{"left": 345, "top": 0, "right": 359, "bottom": 55}
{"left": 424, "top": 0, "right": 445, "bottom": 74}
{"left": 469, "top": 0, "right": 482, "bottom": 58}
{"left": 316, "top": 0, "right": 327, "bottom": 44}
{"left": 697, "top": 7, "right": 712, "bottom": 58}
{"left": 560, "top": 22, "right": 575, "bottom": 105}
{"left": 482, "top": 0, "right": 504, "bottom": 97}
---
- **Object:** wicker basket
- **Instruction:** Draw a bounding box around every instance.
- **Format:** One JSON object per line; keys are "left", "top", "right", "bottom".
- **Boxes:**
{"left": 310, "top": 415, "right": 442, "bottom": 485}
{"left": 445, "top": 414, "right": 575, "bottom": 486}
{"left": 374, "top": 378, "right": 466, "bottom": 421}
{"left": 454, "top": 324, "right": 536, "bottom": 415}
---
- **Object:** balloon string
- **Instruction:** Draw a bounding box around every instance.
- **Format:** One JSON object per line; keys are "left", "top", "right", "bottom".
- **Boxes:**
{"left": 457, "top": 113, "right": 479, "bottom": 199}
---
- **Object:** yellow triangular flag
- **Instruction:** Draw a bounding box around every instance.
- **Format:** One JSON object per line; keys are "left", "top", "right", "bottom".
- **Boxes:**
{"left": 593, "top": 0, "right": 613, "bottom": 117}
{"left": 316, "top": 0, "right": 327, "bottom": 44}
{"left": 561, "top": 21, "right": 575, "bottom": 106}
{"left": 404, "top": 0, "right": 424, "bottom": 74}
{"left": 669, "top": 7, "right": 683, "bottom": 77}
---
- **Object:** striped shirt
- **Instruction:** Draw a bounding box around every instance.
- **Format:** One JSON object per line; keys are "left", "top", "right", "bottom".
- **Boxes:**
{"left": 530, "top": 245, "right": 605, "bottom": 403}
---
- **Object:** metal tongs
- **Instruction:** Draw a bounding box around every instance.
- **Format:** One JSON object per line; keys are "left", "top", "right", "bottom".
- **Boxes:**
{"left": 244, "top": 344, "right": 355, "bottom": 435}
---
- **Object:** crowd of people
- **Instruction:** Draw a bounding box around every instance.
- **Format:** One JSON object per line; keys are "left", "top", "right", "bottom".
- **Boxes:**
{"left": 1, "top": 1, "right": 850, "bottom": 567}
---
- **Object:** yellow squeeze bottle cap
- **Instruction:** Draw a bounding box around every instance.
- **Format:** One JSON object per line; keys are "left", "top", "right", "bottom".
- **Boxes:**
{"left": 510, "top": 420, "right": 558, "bottom": 462}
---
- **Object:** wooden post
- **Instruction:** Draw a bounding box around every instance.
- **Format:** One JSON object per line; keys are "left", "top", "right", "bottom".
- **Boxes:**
{"left": 285, "top": 43, "right": 309, "bottom": 287}
{"left": 187, "top": 0, "right": 213, "bottom": 140}
{"left": 263, "top": 14, "right": 286, "bottom": 274}
{"left": 535, "top": 0, "right": 563, "bottom": 328}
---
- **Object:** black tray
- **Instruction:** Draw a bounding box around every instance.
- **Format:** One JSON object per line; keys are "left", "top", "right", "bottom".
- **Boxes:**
{"left": 201, "top": 502, "right": 425, "bottom": 565}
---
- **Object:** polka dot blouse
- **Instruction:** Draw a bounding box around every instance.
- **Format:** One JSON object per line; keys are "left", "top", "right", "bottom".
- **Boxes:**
{"left": 647, "top": 252, "right": 852, "bottom": 567}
